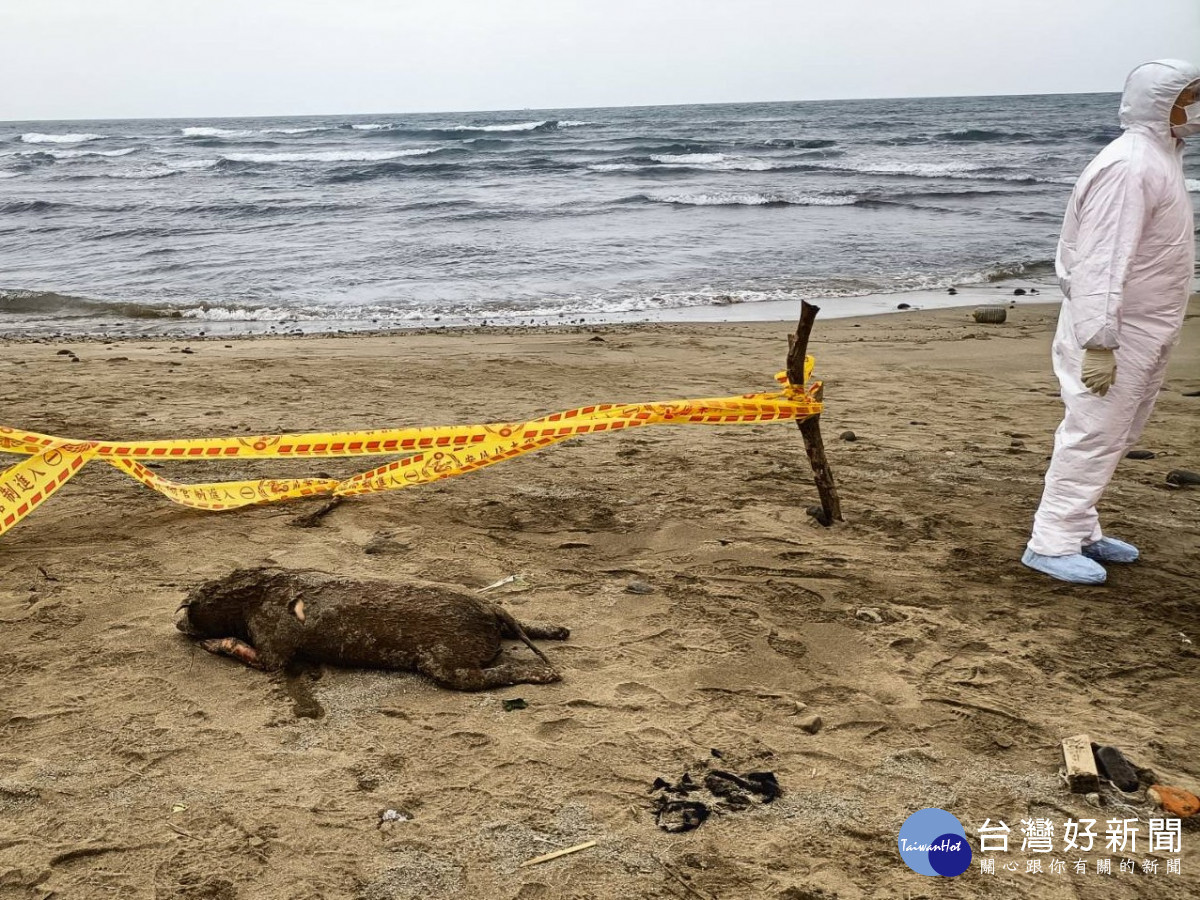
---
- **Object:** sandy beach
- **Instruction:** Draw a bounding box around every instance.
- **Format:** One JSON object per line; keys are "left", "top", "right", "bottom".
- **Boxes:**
{"left": 1, "top": 298, "right": 1198, "bottom": 899}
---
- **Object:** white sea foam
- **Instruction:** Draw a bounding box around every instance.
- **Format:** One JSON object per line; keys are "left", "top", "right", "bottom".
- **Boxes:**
{"left": 651, "top": 153, "right": 728, "bottom": 164}
{"left": 219, "top": 148, "right": 440, "bottom": 163}
{"left": 1187, "top": 178, "right": 1200, "bottom": 193}
{"left": 260, "top": 126, "right": 330, "bottom": 135}
{"left": 20, "top": 132, "right": 104, "bottom": 144}
{"left": 588, "top": 163, "right": 641, "bottom": 172}
{"left": 17, "top": 147, "right": 137, "bottom": 159}
{"left": 591, "top": 155, "right": 779, "bottom": 173}
{"left": 654, "top": 191, "right": 857, "bottom": 207}
{"left": 850, "top": 160, "right": 988, "bottom": 177}
{"left": 181, "top": 126, "right": 254, "bottom": 138}
{"left": 168, "top": 158, "right": 219, "bottom": 170}
{"left": 0, "top": 171, "right": 22, "bottom": 179}
{"left": 181, "top": 305, "right": 299, "bottom": 321}
{"left": 447, "top": 121, "right": 549, "bottom": 132}
{"left": 356, "top": 119, "right": 572, "bottom": 134}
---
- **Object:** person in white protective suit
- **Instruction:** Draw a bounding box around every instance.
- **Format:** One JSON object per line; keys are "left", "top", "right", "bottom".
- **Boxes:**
{"left": 1023, "top": 59, "right": 1200, "bottom": 585}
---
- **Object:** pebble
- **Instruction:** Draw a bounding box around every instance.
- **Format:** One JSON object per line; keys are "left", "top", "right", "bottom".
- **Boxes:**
{"left": 1124, "top": 449, "right": 1155, "bottom": 460}
{"left": 625, "top": 581, "right": 655, "bottom": 595}
{"left": 855, "top": 607, "right": 883, "bottom": 624}
{"left": 797, "top": 714, "right": 823, "bottom": 735}
{"left": 839, "top": 431, "right": 857, "bottom": 442}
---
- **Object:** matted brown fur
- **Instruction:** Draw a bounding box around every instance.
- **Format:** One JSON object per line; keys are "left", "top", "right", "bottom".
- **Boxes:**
{"left": 178, "top": 567, "right": 569, "bottom": 690}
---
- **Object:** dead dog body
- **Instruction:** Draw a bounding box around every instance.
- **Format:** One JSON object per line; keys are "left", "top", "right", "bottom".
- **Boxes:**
{"left": 177, "top": 568, "right": 569, "bottom": 691}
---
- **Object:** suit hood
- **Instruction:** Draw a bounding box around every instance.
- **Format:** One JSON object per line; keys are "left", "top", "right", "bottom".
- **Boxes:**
{"left": 1119, "top": 58, "right": 1200, "bottom": 139}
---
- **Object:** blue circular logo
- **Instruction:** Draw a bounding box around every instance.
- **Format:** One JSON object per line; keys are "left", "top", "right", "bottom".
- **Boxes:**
{"left": 898, "top": 808, "right": 972, "bottom": 877}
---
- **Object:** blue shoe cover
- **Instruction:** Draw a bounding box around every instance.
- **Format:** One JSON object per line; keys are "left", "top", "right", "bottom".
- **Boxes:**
{"left": 1082, "top": 537, "right": 1139, "bottom": 564}
{"left": 1021, "top": 548, "right": 1106, "bottom": 585}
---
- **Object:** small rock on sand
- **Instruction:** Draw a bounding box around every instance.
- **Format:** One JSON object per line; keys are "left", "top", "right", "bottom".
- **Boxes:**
{"left": 797, "top": 714, "right": 823, "bottom": 734}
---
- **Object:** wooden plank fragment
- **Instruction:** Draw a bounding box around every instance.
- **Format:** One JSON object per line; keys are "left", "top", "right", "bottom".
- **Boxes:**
{"left": 1062, "top": 734, "right": 1100, "bottom": 793}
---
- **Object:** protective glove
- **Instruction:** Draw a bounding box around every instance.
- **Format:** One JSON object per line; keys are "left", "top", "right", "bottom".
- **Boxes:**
{"left": 1081, "top": 349, "right": 1116, "bottom": 396}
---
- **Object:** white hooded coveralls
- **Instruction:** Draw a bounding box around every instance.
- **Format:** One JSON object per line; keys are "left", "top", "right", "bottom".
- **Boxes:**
{"left": 1028, "top": 59, "right": 1198, "bottom": 557}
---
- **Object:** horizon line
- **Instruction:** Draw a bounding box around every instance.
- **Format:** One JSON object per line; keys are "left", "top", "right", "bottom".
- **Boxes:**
{"left": 0, "top": 88, "right": 1118, "bottom": 125}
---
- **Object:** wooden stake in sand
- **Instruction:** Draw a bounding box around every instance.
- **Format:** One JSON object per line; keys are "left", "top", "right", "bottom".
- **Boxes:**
{"left": 787, "top": 301, "right": 843, "bottom": 526}
{"left": 1062, "top": 734, "right": 1100, "bottom": 793}
{"left": 518, "top": 840, "right": 598, "bottom": 868}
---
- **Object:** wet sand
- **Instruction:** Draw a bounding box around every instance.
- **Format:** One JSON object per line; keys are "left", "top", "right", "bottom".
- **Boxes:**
{"left": 0, "top": 299, "right": 1198, "bottom": 899}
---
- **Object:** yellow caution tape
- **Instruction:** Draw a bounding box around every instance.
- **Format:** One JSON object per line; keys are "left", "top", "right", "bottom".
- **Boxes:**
{"left": 0, "top": 363, "right": 821, "bottom": 538}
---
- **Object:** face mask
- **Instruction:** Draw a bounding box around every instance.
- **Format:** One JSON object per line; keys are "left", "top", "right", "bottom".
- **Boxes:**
{"left": 1172, "top": 101, "right": 1200, "bottom": 138}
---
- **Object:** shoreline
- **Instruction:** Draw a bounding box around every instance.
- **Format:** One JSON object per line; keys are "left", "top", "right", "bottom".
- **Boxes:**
{"left": 0, "top": 277, "right": 1061, "bottom": 343}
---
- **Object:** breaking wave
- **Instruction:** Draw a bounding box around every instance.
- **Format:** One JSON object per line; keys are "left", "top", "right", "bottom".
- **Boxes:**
{"left": 632, "top": 191, "right": 858, "bottom": 207}
{"left": 15, "top": 147, "right": 138, "bottom": 160}
{"left": 218, "top": 147, "right": 444, "bottom": 164}
{"left": 181, "top": 126, "right": 255, "bottom": 138}
{"left": 0, "top": 289, "right": 185, "bottom": 319}
{"left": 19, "top": 132, "right": 104, "bottom": 144}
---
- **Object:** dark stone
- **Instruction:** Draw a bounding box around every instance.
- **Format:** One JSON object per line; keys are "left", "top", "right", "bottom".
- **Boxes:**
{"left": 1013, "top": 288, "right": 1027, "bottom": 296}
{"left": 838, "top": 430, "right": 857, "bottom": 442}
{"left": 1092, "top": 744, "right": 1140, "bottom": 792}
{"left": 947, "top": 287, "right": 958, "bottom": 295}
{"left": 1124, "top": 449, "right": 1155, "bottom": 460}
{"left": 897, "top": 303, "right": 911, "bottom": 310}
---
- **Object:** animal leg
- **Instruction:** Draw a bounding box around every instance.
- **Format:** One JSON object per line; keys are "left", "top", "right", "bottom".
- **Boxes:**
{"left": 417, "top": 651, "right": 561, "bottom": 692}
{"left": 199, "top": 637, "right": 266, "bottom": 670}
{"left": 505, "top": 620, "right": 570, "bottom": 641}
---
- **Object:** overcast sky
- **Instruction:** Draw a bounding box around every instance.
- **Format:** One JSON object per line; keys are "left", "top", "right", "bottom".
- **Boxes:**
{"left": 3, "top": 0, "right": 1197, "bottom": 121}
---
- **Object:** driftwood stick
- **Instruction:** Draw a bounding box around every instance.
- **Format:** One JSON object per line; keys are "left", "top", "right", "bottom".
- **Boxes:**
{"left": 787, "top": 301, "right": 842, "bottom": 526}
{"left": 519, "top": 839, "right": 598, "bottom": 868}
{"left": 289, "top": 496, "right": 343, "bottom": 528}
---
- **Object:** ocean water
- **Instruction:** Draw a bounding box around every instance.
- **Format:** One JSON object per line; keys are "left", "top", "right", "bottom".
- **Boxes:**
{"left": 1, "top": 94, "right": 1197, "bottom": 335}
